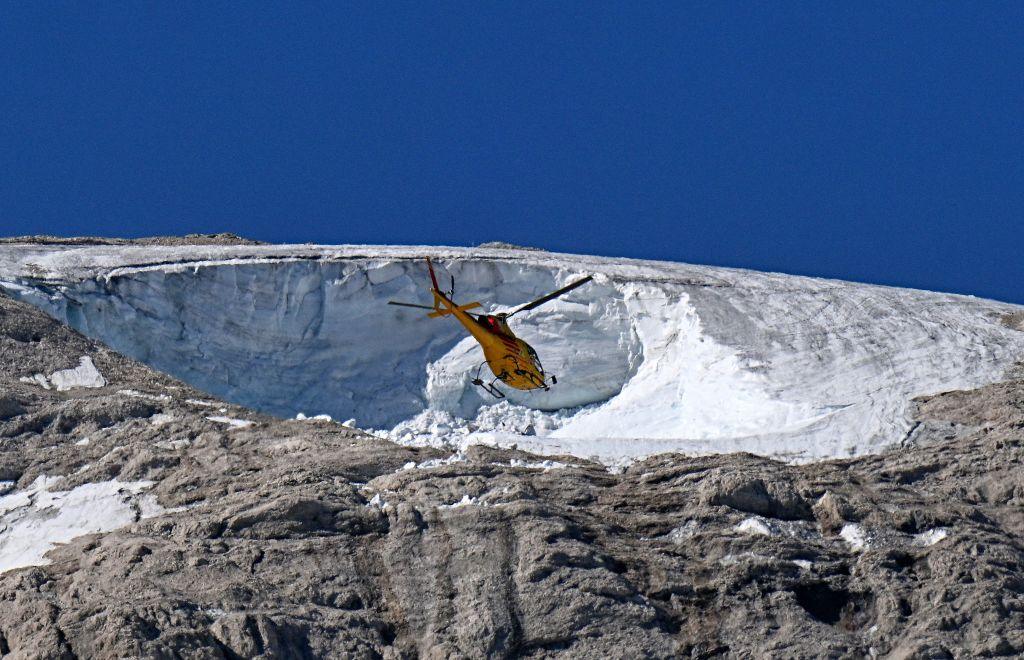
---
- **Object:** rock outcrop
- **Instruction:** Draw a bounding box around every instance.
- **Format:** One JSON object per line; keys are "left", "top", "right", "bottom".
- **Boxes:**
{"left": 2, "top": 284, "right": 1024, "bottom": 657}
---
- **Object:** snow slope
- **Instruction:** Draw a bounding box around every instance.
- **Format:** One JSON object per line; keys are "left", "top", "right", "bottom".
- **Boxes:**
{"left": 2, "top": 243, "right": 1023, "bottom": 463}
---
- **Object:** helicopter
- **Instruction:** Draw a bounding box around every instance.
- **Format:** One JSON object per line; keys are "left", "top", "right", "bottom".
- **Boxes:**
{"left": 388, "top": 258, "right": 593, "bottom": 398}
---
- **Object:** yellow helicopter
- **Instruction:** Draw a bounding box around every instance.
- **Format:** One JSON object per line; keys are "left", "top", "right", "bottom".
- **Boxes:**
{"left": 388, "top": 258, "right": 593, "bottom": 398}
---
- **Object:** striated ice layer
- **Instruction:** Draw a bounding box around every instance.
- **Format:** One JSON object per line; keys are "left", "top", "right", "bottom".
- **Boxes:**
{"left": 3, "top": 243, "right": 1024, "bottom": 462}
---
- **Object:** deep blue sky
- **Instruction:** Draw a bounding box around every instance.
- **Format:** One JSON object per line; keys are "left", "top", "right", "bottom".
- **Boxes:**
{"left": 2, "top": 4, "right": 1022, "bottom": 302}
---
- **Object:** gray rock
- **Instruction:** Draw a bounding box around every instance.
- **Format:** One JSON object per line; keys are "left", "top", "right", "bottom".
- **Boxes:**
{"left": 0, "top": 394, "right": 24, "bottom": 420}
{"left": 1, "top": 290, "right": 1024, "bottom": 658}
{"left": 812, "top": 491, "right": 852, "bottom": 533}
{"left": 699, "top": 469, "right": 812, "bottom": 520}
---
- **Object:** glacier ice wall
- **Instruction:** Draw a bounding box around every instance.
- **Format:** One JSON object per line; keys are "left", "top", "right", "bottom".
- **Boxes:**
{"left": 8, "top": 257, "right": 638, "bottom": 428}
{"left": 3, "top": 244, "right": 1024, "bottom": 463}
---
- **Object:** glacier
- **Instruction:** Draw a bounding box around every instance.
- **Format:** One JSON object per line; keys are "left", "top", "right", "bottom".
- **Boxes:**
{"left": 2, "top": 242, "right": 1023, "bottom": 464}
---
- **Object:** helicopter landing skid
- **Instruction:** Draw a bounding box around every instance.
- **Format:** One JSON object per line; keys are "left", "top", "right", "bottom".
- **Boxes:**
{"left": 471, "top": 377, "right": 506, "bottom": 399}
{"left": 471, "top": 361, "right": 508, "bottom": 399}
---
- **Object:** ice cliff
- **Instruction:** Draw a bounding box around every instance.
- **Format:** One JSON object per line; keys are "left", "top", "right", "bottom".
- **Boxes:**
{"left": 2, "top": 242, "right": 1023, "bottom": 463}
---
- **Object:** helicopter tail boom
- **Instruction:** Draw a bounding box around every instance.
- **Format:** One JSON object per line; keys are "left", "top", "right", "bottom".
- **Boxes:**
{"left": 425, "top": 258, "right": 482, "bottom": 318}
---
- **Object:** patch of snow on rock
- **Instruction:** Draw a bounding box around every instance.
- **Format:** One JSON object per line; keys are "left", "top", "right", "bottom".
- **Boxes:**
{"left": 206, "top": 415, "right": 254, "bottom": 429}
{"left": 840, "top": 523, "right": 870, "bottom": 552}
{"left": 0, "top": 476, "right": 155, "bottom": 573}
{"left": 150, "top": 413, "right": 175, "bottom": 427}
{"left": 503, "top": 458, "right": 574, "bottom": 471}
{"left": 403, "top": 452, "right": 469, "bottom": 471}
{"left": 912, "top": 528, "right": 949, "bottom": 547}
{"left": 442, "top": 494, "right": 479, "bottom": 509}
{"left": 118, "top": 389, "right": 171, "bottom": 401}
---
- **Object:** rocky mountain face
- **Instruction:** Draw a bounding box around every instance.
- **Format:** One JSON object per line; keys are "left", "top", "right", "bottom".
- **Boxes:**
{"left": 2, "top": 280, "right": 1024, "bottom": 658}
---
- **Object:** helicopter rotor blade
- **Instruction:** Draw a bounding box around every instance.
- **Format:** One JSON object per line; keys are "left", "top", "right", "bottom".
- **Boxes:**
{"left": 388, "top": 301, "right": 436, "bottom": 311}
{"left": 506, "top": 275, "right": 594, "bottom": 317}
{"left": 390, "top": 300, "right": 483, "bottom": 320}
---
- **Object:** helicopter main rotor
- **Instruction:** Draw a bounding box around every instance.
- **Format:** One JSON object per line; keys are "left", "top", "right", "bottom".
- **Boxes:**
{"left": 501, "top": 275, "right": 595, "bottom": 318}
{"left": 389, "top": 266, "right": 593, "bottom": 321}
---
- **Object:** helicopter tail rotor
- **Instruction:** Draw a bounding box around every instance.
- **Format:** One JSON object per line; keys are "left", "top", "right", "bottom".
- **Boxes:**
{"left": 388, "top": 258, "right": 482, "bottom": 318}
{"left": 427, "top": 291, "right": 482, "bottom": 318}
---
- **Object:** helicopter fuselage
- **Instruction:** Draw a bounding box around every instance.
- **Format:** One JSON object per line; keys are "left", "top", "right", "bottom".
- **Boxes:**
{"left": 387, "top": 257, "right": 589, "bottom": 396}
{"left": 435, "top": 290, "right": 548, "bottom": 391}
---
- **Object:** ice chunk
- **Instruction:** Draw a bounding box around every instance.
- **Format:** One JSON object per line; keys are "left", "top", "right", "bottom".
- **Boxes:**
{"left": 735, "top": 517, "right": 774, "bottom": 536}
{"left": 49, "top": 356, "right": 106, "bottom": 391}
{"left": 19, "top": 374, "right": 51, "bottom": 389}
{"left": 295, "top": 412, "right": 333, "bottom": 421}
